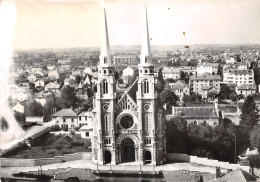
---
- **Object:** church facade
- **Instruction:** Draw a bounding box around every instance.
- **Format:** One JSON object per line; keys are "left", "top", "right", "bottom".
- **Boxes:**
{"left": 91, "top": 6, "right": 167, "bottom": 165}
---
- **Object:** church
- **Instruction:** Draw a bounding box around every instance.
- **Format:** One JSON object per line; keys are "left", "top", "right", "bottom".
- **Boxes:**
{"left": 91, "top": 6, "right": 167, "bottom": 165}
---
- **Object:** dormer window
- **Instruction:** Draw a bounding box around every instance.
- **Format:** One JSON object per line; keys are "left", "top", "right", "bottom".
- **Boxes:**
{"left": 104, "top": 56, "right": 107, "bottom": 64}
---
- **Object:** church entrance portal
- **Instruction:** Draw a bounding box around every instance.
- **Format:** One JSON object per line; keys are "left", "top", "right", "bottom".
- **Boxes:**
{"left": 104, "top": 150, "right": 111, "bottom": 164}
{"left": 144, "top": 151, "right": 152, "bottom": 164}
{"left": 121, "top": 138, "right": 135, "bottom": 163}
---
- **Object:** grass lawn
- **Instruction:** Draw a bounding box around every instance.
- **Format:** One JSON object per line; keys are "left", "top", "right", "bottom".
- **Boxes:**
{"left": 4, "top": 133, "right": 91, "bottom": 159}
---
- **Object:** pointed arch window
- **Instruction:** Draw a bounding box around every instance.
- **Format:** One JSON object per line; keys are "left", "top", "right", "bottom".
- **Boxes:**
{"left": 104, "top": 56, "right": 107, "bottom": 64}
{"left": 145, "top": 114, "right": 149, "bottom": 130}
{"left": 143, "top": 80, "right": 149, "bottom": 94}
{"left": 145, "top": 56, "right": 148, "bottom": 63}
{"left": 103, "top": 80, "right": 108, "bottom": 94}
{"left": 104, "top": 114, "right": 108, "bottom": 131}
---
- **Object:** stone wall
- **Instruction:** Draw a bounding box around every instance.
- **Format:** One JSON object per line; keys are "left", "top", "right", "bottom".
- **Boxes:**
{"left": 0, "top": 152, "right": 91, "bottom": 167}
{"left": 167, "top": 153, "right": 250, "bottom": 172}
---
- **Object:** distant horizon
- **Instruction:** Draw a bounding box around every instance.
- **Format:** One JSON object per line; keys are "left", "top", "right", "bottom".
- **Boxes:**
{"left": 13, "top": 43, "right": 260, "bottom": 52}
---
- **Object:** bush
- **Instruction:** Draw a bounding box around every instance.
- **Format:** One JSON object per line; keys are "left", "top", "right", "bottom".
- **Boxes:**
{"left": 248, "top": 155, "right": 260, "bottom": 168}
{"left": 72, "top": 142, "right": 84, "bottom": 146}
{"left": 51, "top": 125, "right": 60, "bottom": 131}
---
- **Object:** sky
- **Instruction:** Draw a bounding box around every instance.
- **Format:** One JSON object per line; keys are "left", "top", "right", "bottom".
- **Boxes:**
{"left": 9, "top": 0, "right": 260, "bottom": 49}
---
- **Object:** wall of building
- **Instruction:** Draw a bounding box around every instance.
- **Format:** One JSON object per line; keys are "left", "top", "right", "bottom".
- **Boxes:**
{"left": 0, "top": 152, "right": 91, "bottom": 167}
{"left": 167, "top": 153, "right": 250, "bottom": 172}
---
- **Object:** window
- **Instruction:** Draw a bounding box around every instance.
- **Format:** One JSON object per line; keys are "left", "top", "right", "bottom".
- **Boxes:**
{"left": 63, "top": 118, "right": 66, "bottom": 123}
{"left": 79, "top": 117, "right": 81, "bottom": 121}
{"left": 143, "top": 80, "right": 149, "bottom": 94}
{"left": 85, "top": 132, "right": 89, "bottom": 137}
{"left": 104, "top": 114, "right": 108, "bottom": 131}
{"left": 71, "top": 124, "right": 74, "bottom": 128}
{"left": 104, "top": 57, "right": 107, "bottom": 64}
{"left": 145, "top": 114, "right": 149, "bottom": 130}
{"left": 104, "top": 138, "right": 111, "bottom": 144}
{"left": 144, "top": 138, "right": 151, "bottom": 144}
{"left": 72, "top": 118, "right": 74, "bottom": 122}
{"left": 145, "top": 56, "right": 148, "bottom": 63}
{"left": 103, "top": 81, "right": 108, "bottom": 94}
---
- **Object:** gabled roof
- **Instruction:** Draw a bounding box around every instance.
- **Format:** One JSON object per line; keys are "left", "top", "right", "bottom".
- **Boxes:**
{"left": 237, "top": 84, "right": 256, "bottom": 90}
{"left": 190, "top": 74, "right": 221, "bottom": 81}
{"left": 173, "top": 106, "right": 219, "bottom": 118}
{"left": 117, "top": 77, "right": 138, "bottom": 104}
{"left": 210, "top": 169, "right": 258, "bottom": 182}
{"left": 52, "top": 109, "right": 77, "bottom": 117}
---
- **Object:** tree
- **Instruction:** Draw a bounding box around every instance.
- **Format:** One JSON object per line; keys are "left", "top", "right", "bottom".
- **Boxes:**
{"left": 75, "top": 75, "right": 81, "bottom": 85}
{"left": 44, "top": 99, "right": 57, "bottom": 122}
{"left": 250, "top": 125, "right": 260, "bottom": 151}
{"left": 253, "top": 64, "right": 260, "bottom": 85}
{"left": 240, "top": 95, "right": 260, "bottom": 128}
{"left": 218, "top": 85, "right": 237, "bottom": 101}
{"left": 183, "top": 93, "right": 202, "bottom": 103}
{"left": 180, "top": 71, "right": 189, "bottom": 84}
{"left": 56, "top": 85, "right": 78, "bottom": 109}
{"left": 248, "top": 155, "right": 260, "bottom": 168}
{"left": 27, "top": 100, "right": 43, "bottom": 116}
{"left": 159, "top": 90, "right": 179, "bottom": 111}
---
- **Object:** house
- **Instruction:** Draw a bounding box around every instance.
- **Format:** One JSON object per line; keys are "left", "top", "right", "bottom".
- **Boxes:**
{"left": 52, "top": 108, "right": 78, "bottom": 130}
{"left": 236, "top": 84, "right": 256, "bottom": 97}
{"left": 162, "top": 67, "right": 180, "bottom": 80}
{"left": 189, "top": 74, "right": 221, "bottom": 95}
{"left": 34, "top": 90, "right": 54, "bottom": 106}
{"left": 78, "top": 111, "right": 93, "bottom": 127}
{"left": 169, "top": 81, "right": 189, "bottom": 101}
{"left": 34, "top": 79, "right": 45, "bottom": 88}
{"left": 10, "top": 87, "right": 30, "bottom": 102}
{"left": 80, "top": 124, "right": 93, "bottom": 139}
{"left": 168, "top": 104, "right": 220, "bottom": 126}
{"left": 11, "top": 101, "right": 28, "bottom": 114}
{"left": 48, "top": 70, "right": 59, "bottom": 80}
{"left": 122, "top": 66, "right": 135, "bottom": 77}
{"left": 45, "top": 82, "right": 60, "bottom": 93}
{"left": 196, "top": 63, "right": 218, "bottom": 75}
{"left": 26, "top": 116, "right": 44, "bottom": 123}
{"left": 27, "top": 74, "right": 37, "bottom": 83}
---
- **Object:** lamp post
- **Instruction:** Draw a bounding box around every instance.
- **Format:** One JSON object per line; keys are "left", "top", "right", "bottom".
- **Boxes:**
{"left": 234, "top": 134, "right": 237, "bottom": 163}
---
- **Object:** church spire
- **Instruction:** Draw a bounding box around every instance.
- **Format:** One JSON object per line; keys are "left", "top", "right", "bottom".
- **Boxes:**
{"left": 140, "top": 4, "right": 152, "bottom": 65}
{"left": 100, "top": 8, "right": 112, "bottom": 66}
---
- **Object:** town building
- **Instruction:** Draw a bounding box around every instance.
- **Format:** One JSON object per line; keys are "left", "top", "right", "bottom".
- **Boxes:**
{"left": 169, "top": 81, "right": 189, "bottom": 101}
{"left": 91, "top": 7, "right": 166, "bottom": 165}
{"left": 52, "top": 108, "right": 78, "bottom": 129}
{"left": 223, "top": 69, "right": 254, "bottom": 86}
{"left": 162, "top": 67, "right": 180, "bottom": 80}
{"left": 196, "top": 63, "right": 218, "bottom": 75}
{"left": 189, "top": 74, "right": 221, "bottom": 96}
{"left": 236, "top": 84, "right": 256, "bottom": 97}
{"left": 169, "top": 104, "right": 220, "bottom": 126}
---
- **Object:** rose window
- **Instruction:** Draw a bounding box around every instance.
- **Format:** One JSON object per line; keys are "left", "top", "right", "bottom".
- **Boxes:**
{"left": 120, "top": 115, "right": 134, "bottom": 129}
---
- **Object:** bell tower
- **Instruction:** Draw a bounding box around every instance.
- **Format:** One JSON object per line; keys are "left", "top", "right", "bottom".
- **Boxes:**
{"left": 92, "top": 8, "right": 117, "bottom": 165}
{"left": 136, "top": 5, "right": 166, "bottom": 165}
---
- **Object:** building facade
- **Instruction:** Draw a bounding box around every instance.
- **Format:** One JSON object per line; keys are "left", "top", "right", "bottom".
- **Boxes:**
{"left": 91, "top": 7, "right": 166, "bottom": 165}
{"left": 223, "top": 69, "right": 254, "bottom": 86}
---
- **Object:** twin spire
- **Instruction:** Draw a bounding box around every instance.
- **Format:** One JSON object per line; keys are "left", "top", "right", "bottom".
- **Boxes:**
{"left": 100, "top": 5, "right": 152, "bottom": 66}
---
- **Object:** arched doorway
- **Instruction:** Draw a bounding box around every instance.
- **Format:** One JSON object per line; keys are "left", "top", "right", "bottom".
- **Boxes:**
{"left": 144, "top": 151, "right": 152, "bottom": 164}
{"left": 104, "top": 150, "right": 111, "bottom": 164}
{"left": 121, "top": 138, "right": 135, "bottom": 163}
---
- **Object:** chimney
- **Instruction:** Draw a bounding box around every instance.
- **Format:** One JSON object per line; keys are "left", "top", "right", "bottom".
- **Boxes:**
{"left": 216, "top": 166, "right": 221, "bottom": 179}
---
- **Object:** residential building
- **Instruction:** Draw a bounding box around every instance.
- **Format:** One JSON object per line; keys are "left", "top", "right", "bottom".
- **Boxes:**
{"left": 162, "top": 67, "right": 180, "bottom": 80}
{"left": 189, "top": 74, "right": 221, "bottom": 95}
{"left": 223, "top": 69, "right": 254, "bottom": 86}
{"left": 45, "top": 82, "right": 60, "bottom": 93}
{"left": 236, "top": 84, "right": 256, "bottom": 97}
{"left": 196, "top": 63, "right": 218, "bottom": 75}
{"left": 169, "top": 81, "right": 189, "bottom": 101}
{"left": 52, "top": 108, "right": 78, "bottom": 129}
